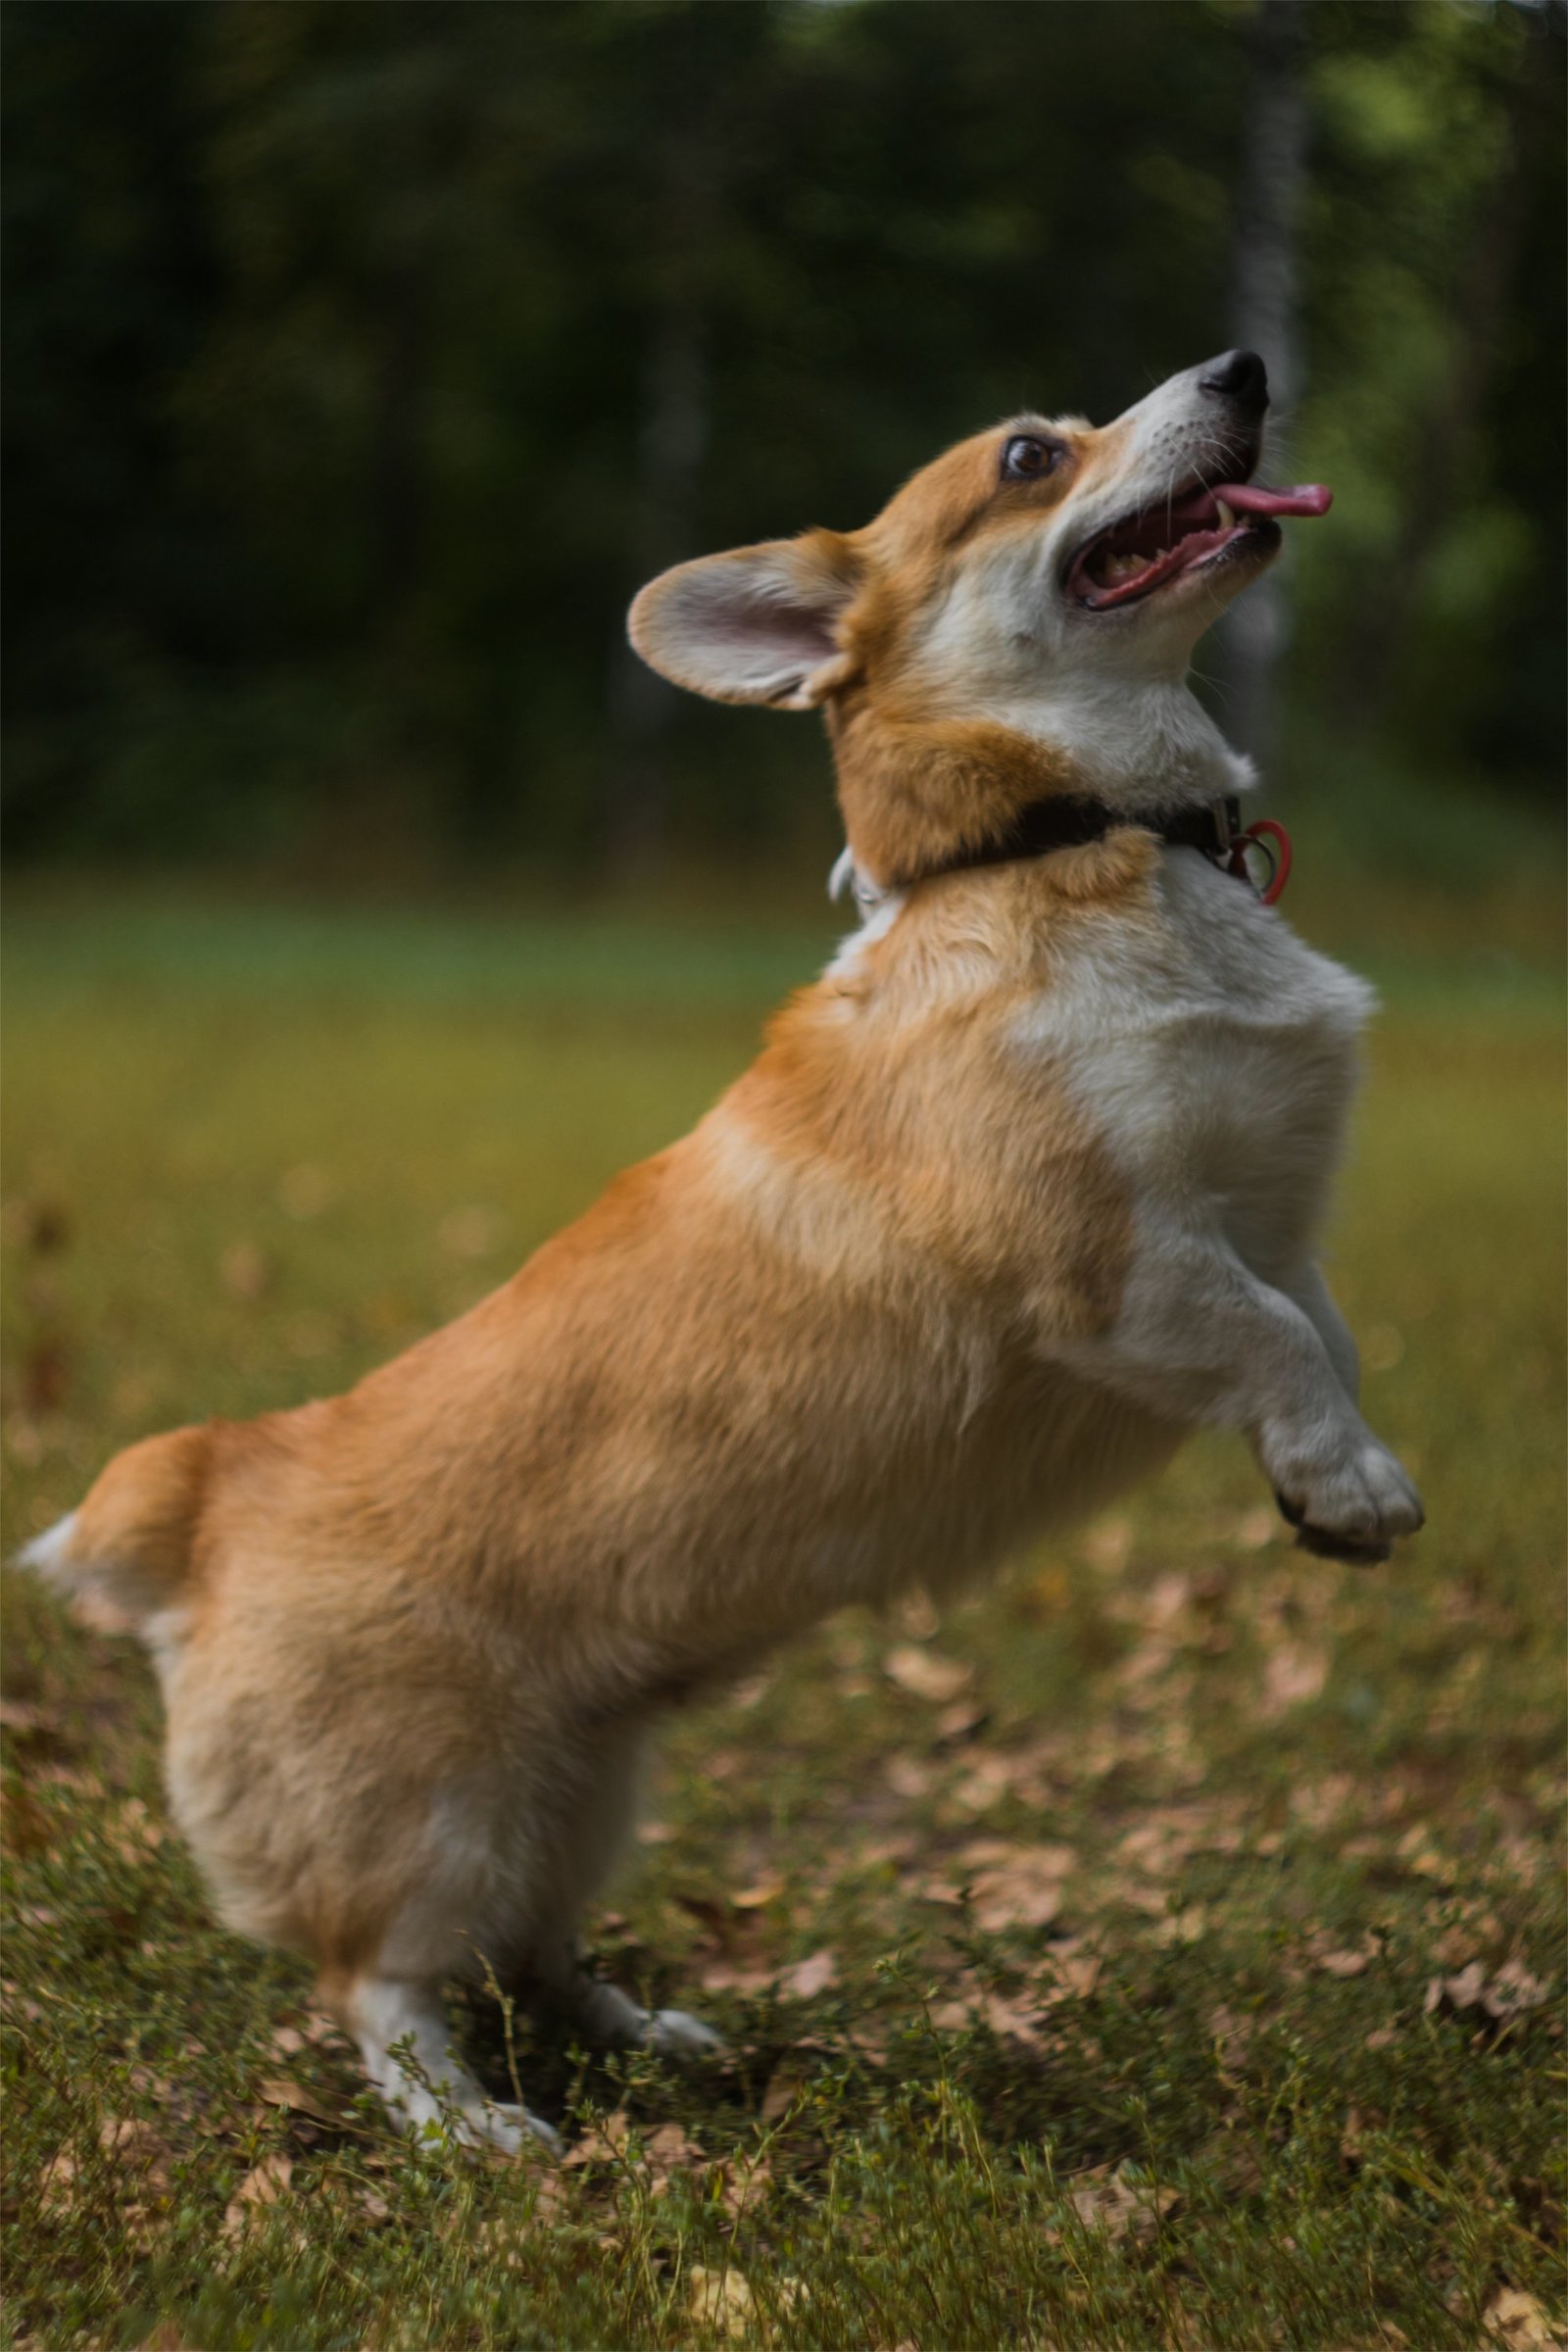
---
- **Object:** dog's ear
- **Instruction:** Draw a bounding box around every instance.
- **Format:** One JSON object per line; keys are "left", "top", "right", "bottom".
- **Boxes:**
{"left": 628, "top": 530, "right": 860, "bottom": 709}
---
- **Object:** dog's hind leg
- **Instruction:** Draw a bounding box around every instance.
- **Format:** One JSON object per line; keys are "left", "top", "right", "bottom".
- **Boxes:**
{"left": 526, "top": 1718, "right": 724, "bottom": 2058}
{"left": 337, "top": 1973, "right": 561, "bottom": 2154}
{"left": 535, "top": 1941, "right": 725, "bottom": 2057}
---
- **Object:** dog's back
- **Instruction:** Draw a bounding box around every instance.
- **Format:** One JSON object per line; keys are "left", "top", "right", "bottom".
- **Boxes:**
{"left": 23, "top": 353, "right": 1421, "bottom": 2148}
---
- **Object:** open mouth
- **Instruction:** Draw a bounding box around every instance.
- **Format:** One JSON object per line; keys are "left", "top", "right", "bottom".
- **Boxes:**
{"left": 1068, "top": 479, "right": 1332, "bottom": 611}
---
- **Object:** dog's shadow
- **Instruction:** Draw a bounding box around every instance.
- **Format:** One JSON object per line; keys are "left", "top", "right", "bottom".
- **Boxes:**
{"left": 449, "top": 1965, "right": 1150, "bottom": 2175}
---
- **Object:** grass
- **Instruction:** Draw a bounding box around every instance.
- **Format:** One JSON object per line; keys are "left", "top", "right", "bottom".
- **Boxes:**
{"left": 2, "top": 871, "right": 1563, "bottom": 2351}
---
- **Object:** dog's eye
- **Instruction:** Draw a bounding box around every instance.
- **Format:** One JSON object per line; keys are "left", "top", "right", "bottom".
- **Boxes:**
{"left": 1001, "top": 434, "right": 1063, "bottom": 482}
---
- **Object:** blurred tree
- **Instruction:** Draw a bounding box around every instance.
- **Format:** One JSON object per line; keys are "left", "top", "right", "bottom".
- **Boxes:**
{"left": 2, "top": 0, "right": 1560, "bottom": 875}
{"left": 1292, "top": 0, "right": 1565, "bottom": 787}
{"left": 1212, "top": 0, "right": 1309, "bottom": 776}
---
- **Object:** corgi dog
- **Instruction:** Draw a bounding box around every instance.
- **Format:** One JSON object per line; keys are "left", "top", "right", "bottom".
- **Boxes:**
{"left": 22, "top": 350, "right": 1423, "bottom": 2151}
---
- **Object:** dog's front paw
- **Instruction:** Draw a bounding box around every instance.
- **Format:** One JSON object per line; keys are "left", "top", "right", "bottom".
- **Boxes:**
{"left": 1271, "top": 1438, "right": 1424, "bottom": 1565}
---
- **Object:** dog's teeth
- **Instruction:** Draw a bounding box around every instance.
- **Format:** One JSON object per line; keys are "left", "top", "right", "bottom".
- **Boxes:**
{"left": 1216, "top": 499, "right": 1237, "bottom": 529}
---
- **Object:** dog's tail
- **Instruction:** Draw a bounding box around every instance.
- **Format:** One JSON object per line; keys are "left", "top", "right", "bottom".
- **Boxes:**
{"left": 16, "top": 1424, "right": 212, "bottom": 1632}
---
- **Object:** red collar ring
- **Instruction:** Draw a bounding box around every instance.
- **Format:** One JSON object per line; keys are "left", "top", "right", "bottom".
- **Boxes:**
{"left": 1228, "top": 817, "right": 1293, "bottom": 906}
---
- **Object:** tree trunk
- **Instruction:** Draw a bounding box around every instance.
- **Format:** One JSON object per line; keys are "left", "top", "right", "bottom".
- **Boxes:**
{"left": 1213, "top": 0, "right": 1309, "bottom": 780}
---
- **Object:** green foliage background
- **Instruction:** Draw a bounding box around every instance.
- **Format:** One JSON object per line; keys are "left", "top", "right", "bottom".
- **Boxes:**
{"left": 3, "top": 0, "right": 1563, "bottom": 878}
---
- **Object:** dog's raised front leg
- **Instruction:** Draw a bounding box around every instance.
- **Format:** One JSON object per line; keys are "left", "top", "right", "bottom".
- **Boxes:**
{"left": 1280, "top": 1258, "right": 1360, "bottom": 1405}
{"left": 1059, "top": 1222, "right": 1423, "bottom": 1563}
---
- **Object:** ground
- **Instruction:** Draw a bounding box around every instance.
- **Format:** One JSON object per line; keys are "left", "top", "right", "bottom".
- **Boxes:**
{"left": 2, "top": 872, "right": 1563, "bottom": 2351}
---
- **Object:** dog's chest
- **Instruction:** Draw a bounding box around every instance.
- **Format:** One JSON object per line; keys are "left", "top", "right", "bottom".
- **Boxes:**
{"left": 1013, "top": 853, "right": 1375, "bottom": 1246}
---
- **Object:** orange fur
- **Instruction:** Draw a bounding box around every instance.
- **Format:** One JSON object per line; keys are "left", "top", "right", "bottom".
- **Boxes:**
{"left": 69, "top": 1424, "right": 212, "bottom": 1615}
{"left": 54, "top": 852, "right": 1163, "bottom": 1992}
{"left": 32, "top": 363, "right": 1418, "bottom": 2147}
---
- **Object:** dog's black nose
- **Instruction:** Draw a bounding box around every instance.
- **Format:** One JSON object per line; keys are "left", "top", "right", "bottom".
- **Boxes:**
{"left": 1198, "top": 349, "right": 1268, "bottom": 410}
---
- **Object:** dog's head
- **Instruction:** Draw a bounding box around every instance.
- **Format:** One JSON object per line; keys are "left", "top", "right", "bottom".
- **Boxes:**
{"left": 630, "top": 353, "right": 1330, "bottom": 881}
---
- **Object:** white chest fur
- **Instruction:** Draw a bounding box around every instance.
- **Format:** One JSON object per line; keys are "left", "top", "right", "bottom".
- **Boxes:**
{"left": 1014, "top": 848, "right": 1376, "bottom": 1280}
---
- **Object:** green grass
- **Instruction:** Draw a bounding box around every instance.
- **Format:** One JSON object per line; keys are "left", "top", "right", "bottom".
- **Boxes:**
{"left": 3, "top": 875, "right": 1564, "bottom": 2351}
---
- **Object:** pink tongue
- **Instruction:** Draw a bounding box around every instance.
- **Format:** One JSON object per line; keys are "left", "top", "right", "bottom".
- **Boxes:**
{"left": 1219, "top": 481, "right": 1333, "bottom": 517}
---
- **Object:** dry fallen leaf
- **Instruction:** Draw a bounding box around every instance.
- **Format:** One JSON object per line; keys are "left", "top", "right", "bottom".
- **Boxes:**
{"left": 109, "top": 1796, "right": 166, "bottom": 1862}
{"left": 1396, "top": 1825, "right": 1451, "bottom": 1880}
{"left": 1152, "top": 1903, "right": 1209, "bottom": 1947}
{"left": 760, "top": 2062, "right": 809, "bottom": 2124}
{"left": 883, "top": 1644, "right": 972, "bottom": 1704}
{"left": 1482, "top": 1958, "right": 1549, "bottom": 2022}
{"left": 778, "top": 1949, "right": 837, "bottom": 2001}
{"left": 564, "top": 2110, "right": 632, "bottom": 2170}
{"left": 522, "top": 2172, "right": 568, "bottom": 2225}
{"left": 1063, "top": 2162, "right": 1181, "bottom": 2245}
{"left": 222, "top": 2154, "right": 294, "bottom": 2243}
{"left": 1424, "top": 1956, "right": 1550, "bottom": 2032}
{"left": 1484, "top": 2285, "right": 1562, "bottom": 2348}
{"left": 1259, "top": 1642, "right": 1329, "bottom": 1721}
{"left": 697, "top": 1957, "right": 775, "bottom": 1996}
{"left": 1044, "top": 1940, "right": 1102, "bottom": 2000}
{"left": 714, "top": 2153, "right": 773, "bottom": 2221}
{"left": 688, "top": 2265, "right": 755, "bottom": 2338}
{"left": 731, "top": 1877, "right": 785, "bottom": 1911}
{"left": 87, "top": 2118, "right": 177, "bottom": 2253}
{"left": 100, "top": 2117, "right": 173, "bottom": 2187}
{"left": 254, "top": 2076, "right": 339, "bottom": 2126}
{"left": 37, "top": 2149, "right": 78, "bottom": 2217}
{"left": 0, "top": 1696, "right": 63, "bottom": 1740}
{"left": 928, "top": 1988, "right": 1052, "bottom": 2051}
{"left": 1427, "top": 1959, "right": 1489, "bottom": 2015}
{"left": 934, "top": 1838, "right": 1076, "bottom": 1934}
{"left": 642, "top": 2122, "right": 702, "bottom": 2180}
{"left": 1314, "top": 1945, "right": 1371, "bottom": 1979}
{"left": 1338, "top": 2104, "right": 1385, "bottom": 2168}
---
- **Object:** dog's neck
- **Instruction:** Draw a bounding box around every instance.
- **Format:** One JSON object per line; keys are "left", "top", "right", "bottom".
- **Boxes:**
{"left": 998, "top": 674, "right": 1256, "bottom": 816}
{"left": 828, "top": 674, "right": 1254, "bottom": 893}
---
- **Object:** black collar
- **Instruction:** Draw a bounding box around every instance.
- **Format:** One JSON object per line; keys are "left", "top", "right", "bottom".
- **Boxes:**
{"left": 915, "top": 793, "right": 1245, "bottom": 885}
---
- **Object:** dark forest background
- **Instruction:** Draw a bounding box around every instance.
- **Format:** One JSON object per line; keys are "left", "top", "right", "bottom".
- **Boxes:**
{"left": 4, "top": 0, "right": 1563, "bottom": 884}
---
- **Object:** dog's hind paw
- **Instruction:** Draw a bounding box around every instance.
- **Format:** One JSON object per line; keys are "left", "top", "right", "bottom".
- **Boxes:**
{"left": 454, "top": 2099, "right": 562, "bottom": 2158}
{"left": 643, "top": 2007, "right": 725, "bottom": 2058}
